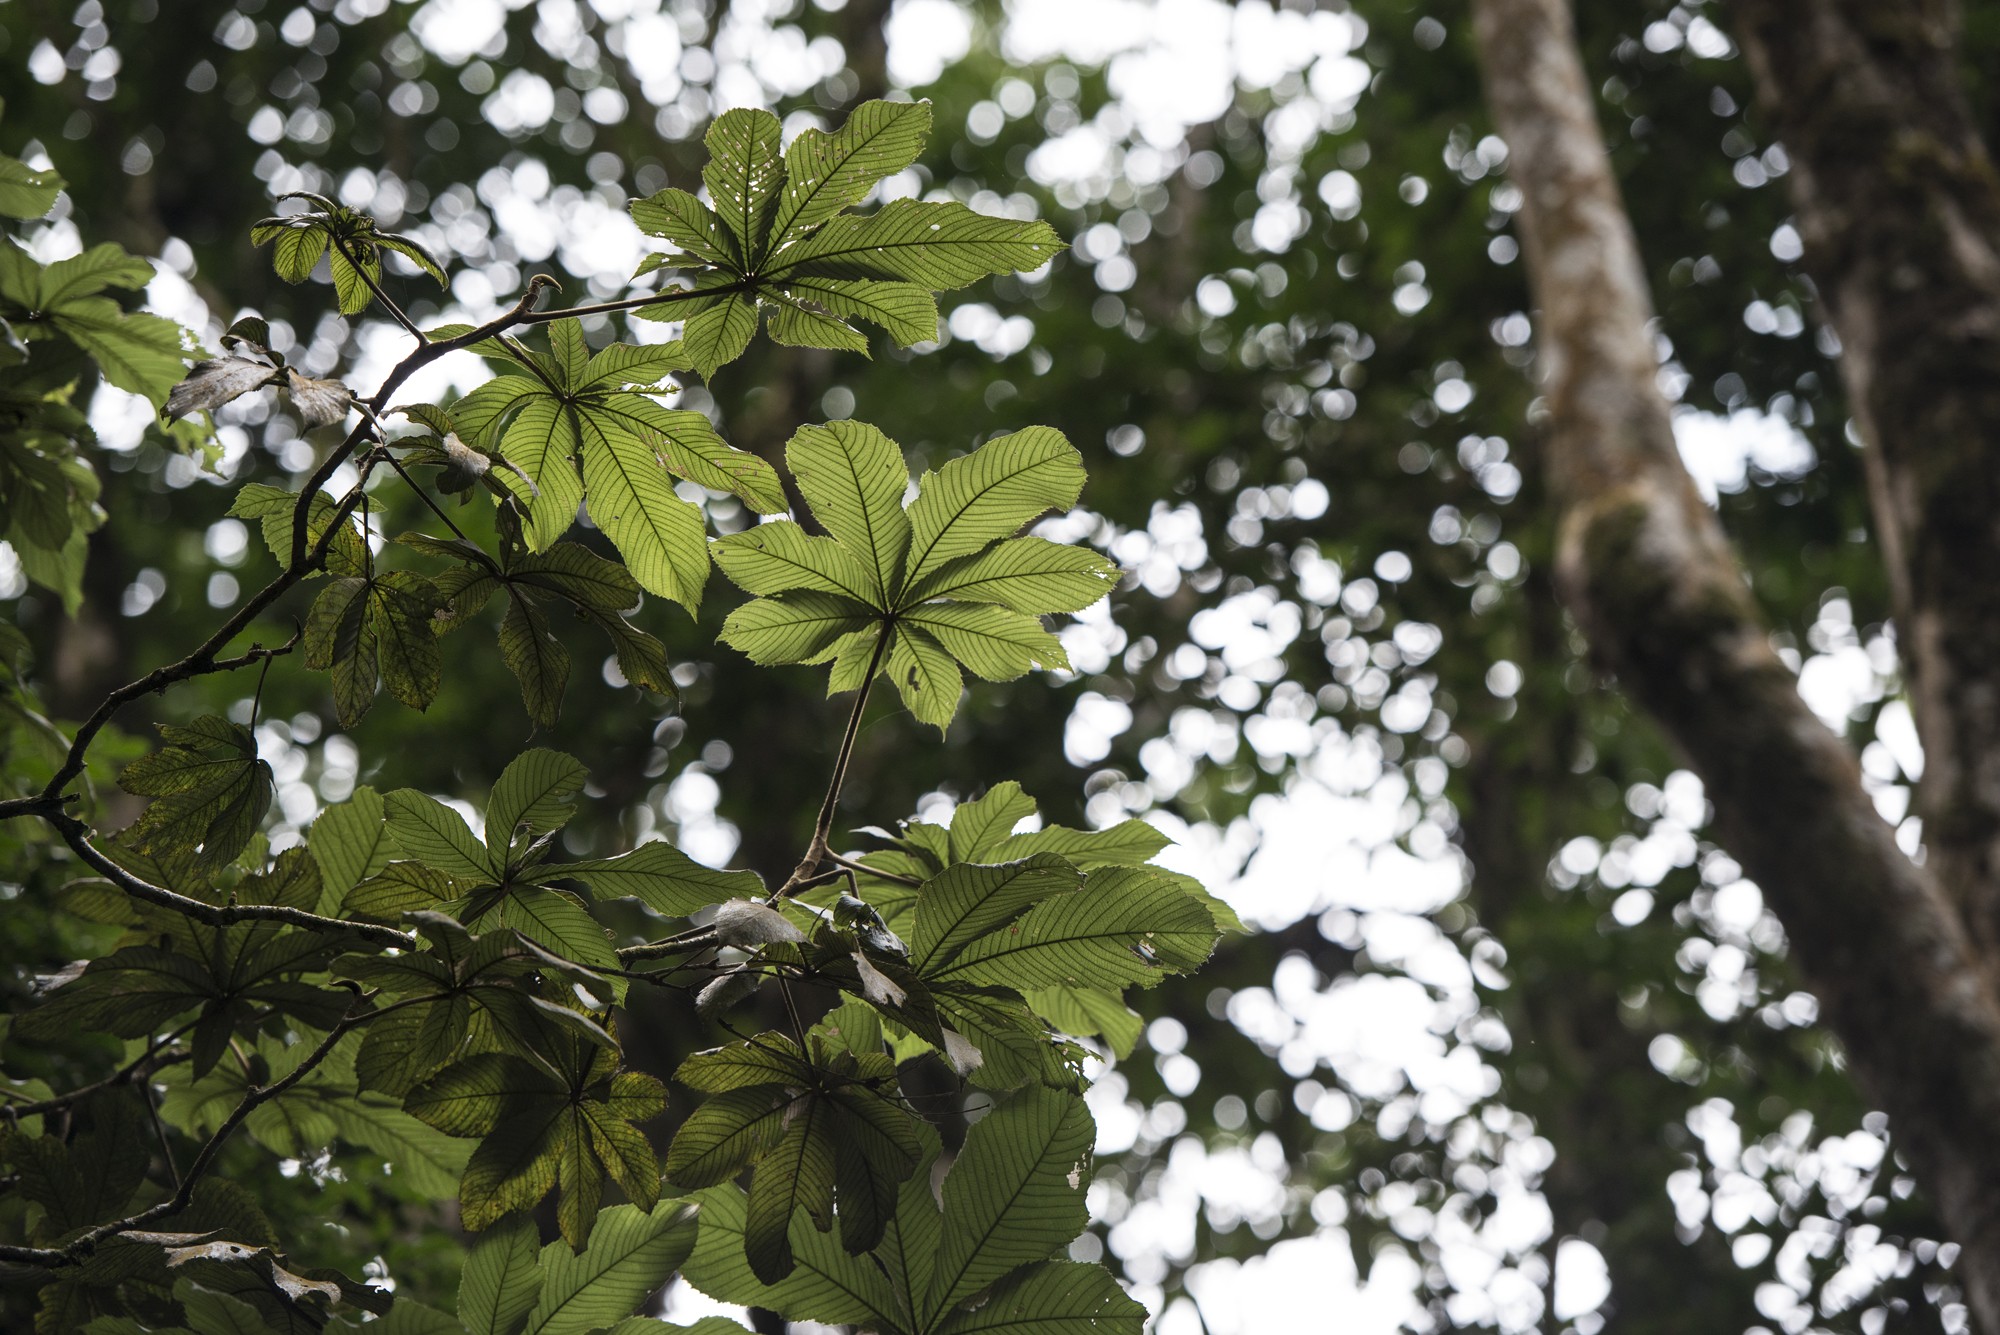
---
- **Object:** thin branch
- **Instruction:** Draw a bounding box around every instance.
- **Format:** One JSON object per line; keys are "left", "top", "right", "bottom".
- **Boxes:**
{"left": 36, "top": 628, "right": 305, "bottom": 809}
{"left": 2, "top": 1030, "right": 195, "bottom": 1118}
{"left": 288, "top": 275, "right": 558, "bottom": 569}
{"left": 618, "top": 926, "right": 720, "bottom": 963}
{"left": 49, "top": 810, "right": 417, "bottom": 950}
{"left": 782, "top": 627, "right": 894, "bottom": 895}
{"left": 143, "top": 1080, "right": 181, "bottom": 1192}
{"left": 383, "top": 453, "right": 481, "bottom": 550}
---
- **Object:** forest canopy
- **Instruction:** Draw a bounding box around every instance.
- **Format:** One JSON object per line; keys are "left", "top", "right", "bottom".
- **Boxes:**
{"left": 5, "top": 1, "right": 1997, "bottom": 1333}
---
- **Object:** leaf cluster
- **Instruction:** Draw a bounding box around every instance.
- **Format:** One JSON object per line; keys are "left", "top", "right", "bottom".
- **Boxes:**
{"left": 0, "top": 94, "right": 1214, "bottom": 1335}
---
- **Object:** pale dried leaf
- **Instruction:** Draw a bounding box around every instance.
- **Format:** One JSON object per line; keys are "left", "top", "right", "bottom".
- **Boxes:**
{"left": 164, "top": 354, "right": 280, "bottom": 421}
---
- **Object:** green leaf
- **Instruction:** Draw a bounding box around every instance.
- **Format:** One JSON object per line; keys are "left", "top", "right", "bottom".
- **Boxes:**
{"left": 630, "top": 188, "right": 737, "bottom": 267}
{"left": 925, "top": 1086, "right": 1094, "bottom": 1323}
{"left": 580, "top": 409, "right": 711, "bottom": 610}
{"left": 683, "top": 1182, "right": 902, "bottom": 1331}
{"left": 1024, "top": 986, "right": 1143, "bottom": 1059}
{"left": 902, "top": 602, "right": 1069, "bottom": 681}
{"left": 451, "top": 373, "right": 547, "bottom": 451}
{"left": 320, "top": 1093, "right": 472, "bottom": 1199}
{"left": 923, "top": 867, "right": 1219, "bottom": 992}
{"left": 745, "top": 1096, "right": 838, "bottom": 1282}
{"left": 908, "top": 855, "right": 1084, "bottom": 976}
{"left": 772, "top": 100, "right": 932, "bottom": 247}
{"left": 486, "top": 749, "right": 588, "bottom": 852}
{"left": 947, "top": 782, "right": 1040, "bottom": 862}
{"left": 343, "top": 861, "right": 461, "bottom": 920}
{"left": 720, "top": 591, "right": 877, "bottom": 666}
{"left": 932, "top": 1261, "right": 1145, "bottom": 1335}
{"left": 711, "top": 521, "right": 881, "bottom": 603}
{"left": 328, "top": 234, "right": 382, "bottom": 314}
{"left": 304, "top": 576, "right": 377, "bottom": 725}
{"left": 59, "top": 302, "right": 189, "bottom": 404}
{"left": 524, "top": 1202, "right": 697, "bottom": 1335}
{"left": 0, "top": 153, "right": 64, "bottom": 219}
{"left": 785, "top": 421, "right": 911, "bottom": 601}
{"left": 379, "top": 232, "right": 448, "bottom": 284}
{"left": 993, "top": 819, "right": 1172, "bottom": 870}
{"left": 675, "top": 1035, "right": 812, "bottom": 1092}
{"left": 886, "top": 626, "right": 962, "bottom": 731}
{"left": 508, "top": 542, "right": 641, "bottom": 612}
{"left": 227, "top": 483, "right": 367, "bottom": 575}
{"left": 546, "top": 840, "right": 762, "bottom": 916}
{"left": 495, "top": 397, "right": 588, "bottom": 552}
{"left": 680, "top": 287, "right": 759, "bottom": 381}
{"left": 702, "top": 108, "right": 785, "bottom": 264}
{"left": 601, "top": 397, "right": 785, "bottom": 514}
{"left": 458, "top": 1214, "right": 544, "bottom": 1335}
{"left": 500, "top": 591, "right": 570, "bottom": 726}
{"left": 491, "top": 886, "right": 617, "bottom": 971}
{"left": 119, "top": 716, "right": 273, "bottom": 870}
{"left": 384, "top": 789, "right": 498, "bottom": 879}
{"left": 768, "top": 296, "right": 870, "bottom": 354}
{"left": 900, "top": 428, "right": 1086, "bottom": 593}
{"left": 776, "top": 200, "right": 1064, "bottom": 290}
{"left": 663, "top": 1085, "right": 792, "bottom": 1189}
{"left": 372, "top": 571, "right": 445, "bottom": 710}
{"left": 309, "top": 786, "right": 393, "bottom": 915}
{"left": 778, "top": 276, "right": 939, "bottom": 346}
{"left": 904, "top": 538, "right": 1119, "bottom": 616}
{"left": 269, "top": 225, "right": 329, "bottom": 283}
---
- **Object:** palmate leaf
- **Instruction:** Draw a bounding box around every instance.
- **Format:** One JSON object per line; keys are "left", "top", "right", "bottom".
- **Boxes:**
{"left": 629, "top": 99, "right": 1061, "bottom": 372}
{"left": 663, "top": 1036, "right": 921, "bottom": 1280}
{"left": 303, "top": 570, "right": 445, "bottom": 727}
{"left": 683, "top": 1087, "right": 1133, "bottom": 1335}
{"left": 523, "top": 1201, "right": 698, "bottom": 1335}
{"left": 406, "top": 1034, "right": 667, "bottom": 1248}
{"left": 713, "top": 423, "right": 1112, "bottom": 729}
{"left": 453, "top": 318, "right": 781, "bottom": 609}
{"left": 118, "top": 716, "right": 273, "bottom": 869}
{"left": 413, "top": 533, "right": 679, "bottom": 724}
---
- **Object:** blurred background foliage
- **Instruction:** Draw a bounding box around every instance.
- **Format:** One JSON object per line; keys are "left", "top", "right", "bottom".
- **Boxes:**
{"left": 0, "top": 0, "right": 1968, "bottom": 1330}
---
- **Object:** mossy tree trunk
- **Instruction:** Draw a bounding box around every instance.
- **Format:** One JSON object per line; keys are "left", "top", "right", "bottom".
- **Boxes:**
{"left": 1470, "top": 0, "right": 2000, "bottom": 1327}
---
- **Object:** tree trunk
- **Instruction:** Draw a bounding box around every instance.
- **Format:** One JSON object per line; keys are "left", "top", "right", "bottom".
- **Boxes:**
{"left": 1468, "top": 0, "right": 2000, "bottom": 1327}
{"left": 1725, "top": 0, "right": 2000, "bottom": 950}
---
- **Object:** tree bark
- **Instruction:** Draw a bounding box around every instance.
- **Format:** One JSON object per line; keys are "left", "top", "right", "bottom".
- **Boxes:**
{"left": 1726, "top": 0, "right": 2000, "bottom": 951}
{"left": 1468, "top": 0, "right": 2000, "bottom": 1328}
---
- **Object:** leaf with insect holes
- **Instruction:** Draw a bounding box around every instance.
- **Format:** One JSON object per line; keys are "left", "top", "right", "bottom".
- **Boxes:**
{"left": 627, "top": 100, "right": 1062, "bottom": 375}
{"left": 117, "top": 716, "right": 273, "bottom": 869}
